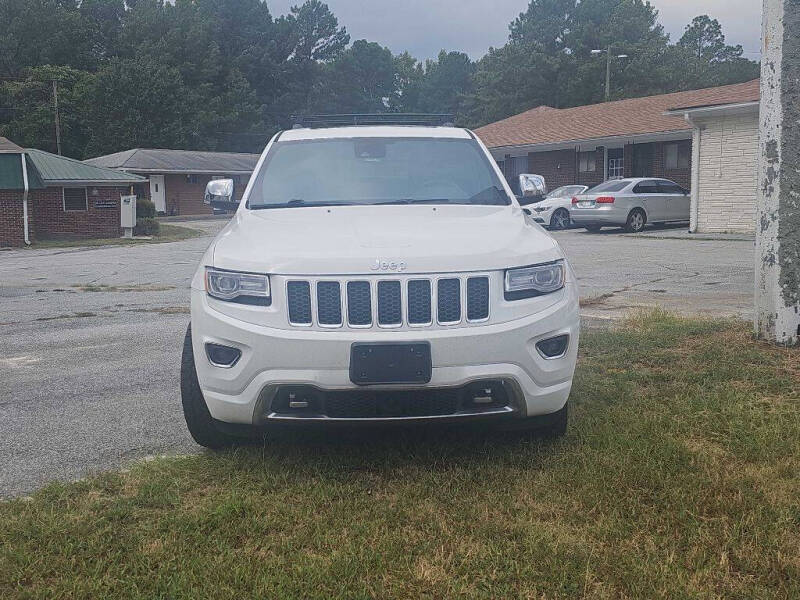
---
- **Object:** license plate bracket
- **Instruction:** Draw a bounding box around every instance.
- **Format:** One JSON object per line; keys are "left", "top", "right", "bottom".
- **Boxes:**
{"left": 350, "top": 342, "right": 432, "bottom": 385}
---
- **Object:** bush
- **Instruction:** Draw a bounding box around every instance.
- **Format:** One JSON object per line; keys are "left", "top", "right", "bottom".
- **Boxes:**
{"left": 136, "top": 198, "right": 156, "bottom": 218}
{"left": 134, "top": 217, "right": 160, "bottom": 236}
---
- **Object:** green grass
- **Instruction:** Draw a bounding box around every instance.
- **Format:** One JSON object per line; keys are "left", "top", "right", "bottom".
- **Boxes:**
{"left": 1, "top": 312, "right": 798, "bottom": 599}
{"left": 28, "top": 224, "right": 204, "bottom": 249}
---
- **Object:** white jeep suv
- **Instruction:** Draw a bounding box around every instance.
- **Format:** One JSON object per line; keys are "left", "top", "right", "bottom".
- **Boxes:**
{"left": 181, "top": 120, "right": 580, "bottom": 448}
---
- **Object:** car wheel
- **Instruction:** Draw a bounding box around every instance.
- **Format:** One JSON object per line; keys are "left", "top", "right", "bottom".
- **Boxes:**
{"left": 625, "top": 209, "right": 646, "bottom": 233}
{"left": 500, "top": 402, "right": 568, "bottom": 437}
{"left": 549, "top": 208, "right": 570, "bottom": 230}
{"left": 181, "top": 324, "right": 239, "bottom": 449}
{"left": 584, "top": 224, "right": 602, "bottom": 233}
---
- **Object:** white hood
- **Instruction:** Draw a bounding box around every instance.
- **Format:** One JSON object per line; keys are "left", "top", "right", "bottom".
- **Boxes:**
{"left": 211, "top": 204, "right": 562, "bottom": 275}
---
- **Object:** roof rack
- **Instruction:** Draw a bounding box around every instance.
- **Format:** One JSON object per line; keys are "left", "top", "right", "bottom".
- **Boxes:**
{"left": 290, "top": 113, "right": 456, "bottom": 129}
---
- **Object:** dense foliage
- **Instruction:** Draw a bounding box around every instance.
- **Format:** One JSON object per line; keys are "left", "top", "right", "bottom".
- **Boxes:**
{"left": 0, "top": 0, "right": 758, "bottom": 157}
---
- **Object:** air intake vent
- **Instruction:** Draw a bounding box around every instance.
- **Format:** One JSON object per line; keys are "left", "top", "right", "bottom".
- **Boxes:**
{"left": 437, "top": 278, "right": 461, "bottom": 323}
{"left": 316, "top": 281, "right": 342, "bottom": 326}
{"left": 377, "top": 281, "right": 402, "bottom": 326}
{"left": 467, "top": 277, "right": 489, "bottom": 321}
{"left": 347, "top": 281, "right": 372, "bottom": 326}
{"left": 287, "top": 281, "right": 312, "bottom": 325}
{"left": 407, "top": 280, "right": 432, "bottom": 325}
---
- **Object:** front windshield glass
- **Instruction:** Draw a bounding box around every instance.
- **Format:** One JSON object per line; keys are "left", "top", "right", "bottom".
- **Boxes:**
{"left": 247, "top": 137, "right": 510, "bottom": 209}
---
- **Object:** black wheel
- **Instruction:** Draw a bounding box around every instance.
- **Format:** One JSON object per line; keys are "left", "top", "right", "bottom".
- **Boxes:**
{"left": 499, "top": 402, "right": 568, "bottom": 437}
{"left": 624, "top": 209, "right": 647, "bottom": 233}
{"left": 181, "top": 324, "right": 238, "bottom": 449}
{"left": 549, "top": 208, "right": 570, "bottom": 230}
{"left": 584, "top": 224, "right": 602, "bottom": 233}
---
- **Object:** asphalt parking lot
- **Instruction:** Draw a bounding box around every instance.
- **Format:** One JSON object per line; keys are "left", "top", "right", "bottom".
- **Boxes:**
{"left": 0, "top": 221, "right": 754, "bottom": 497}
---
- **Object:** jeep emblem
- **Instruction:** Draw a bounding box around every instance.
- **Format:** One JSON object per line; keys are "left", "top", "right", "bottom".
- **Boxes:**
{"left": 371, "top": 258, "right": 407, "bottom": 272}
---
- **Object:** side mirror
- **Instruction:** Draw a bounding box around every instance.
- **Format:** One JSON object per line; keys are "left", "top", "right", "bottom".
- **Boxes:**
{"left": 204, "top": 179, "right": 238, "bottom": 212}
{"left": 519, "top": 173, "right": 547, "bottom": 198}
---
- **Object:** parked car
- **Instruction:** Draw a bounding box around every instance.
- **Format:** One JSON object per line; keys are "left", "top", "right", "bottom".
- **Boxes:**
{"left": 569, "top": 178, "right": 689, "bottom": 232}
{"left": 528, "top": 185, "right": 589, "bottom": 230}
{"left": 181, "top": 119, "right": 580, "bottom": 448}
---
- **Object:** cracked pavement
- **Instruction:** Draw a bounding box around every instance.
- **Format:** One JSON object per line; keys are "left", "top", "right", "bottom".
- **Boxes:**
{"left": 0, "top": 221, "right": 753, "bottom": 497}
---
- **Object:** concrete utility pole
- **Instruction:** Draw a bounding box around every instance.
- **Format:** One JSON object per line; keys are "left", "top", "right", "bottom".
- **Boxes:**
{"left": 52, "top": 80, "right": 62, "bottom": 156}
{"left": 755, "top": 0, "right": 800, "bottom": 345}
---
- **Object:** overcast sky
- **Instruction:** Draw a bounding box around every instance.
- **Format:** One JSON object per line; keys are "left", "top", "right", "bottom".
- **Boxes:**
{"left": 267, "top": 0, "right": 762, "bottom": 61}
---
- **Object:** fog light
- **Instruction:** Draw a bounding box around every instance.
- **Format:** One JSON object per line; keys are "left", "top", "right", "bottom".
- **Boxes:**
{"left": 536, "top": 334, "right": 569, "bottom": 359}
{"left": 205, "top": 343, "right": 242, "bottom": 367}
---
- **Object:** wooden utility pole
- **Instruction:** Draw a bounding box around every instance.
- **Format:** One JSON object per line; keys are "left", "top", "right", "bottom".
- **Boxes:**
{"left": 52, "top": 80, "right": 62, "bottom": 155}
{"left": 604, "top": 45, "right": 612, "bottom": 102}
{"left": 755, "top": 0, "right": 800, "bottom": 345}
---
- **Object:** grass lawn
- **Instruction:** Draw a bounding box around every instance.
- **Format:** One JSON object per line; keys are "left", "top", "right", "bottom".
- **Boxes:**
{"left": 28, "top": 223, "right": 204, "bottom": 249}
{"left": 1, "top": 312, "right": 798, "bottom": 599}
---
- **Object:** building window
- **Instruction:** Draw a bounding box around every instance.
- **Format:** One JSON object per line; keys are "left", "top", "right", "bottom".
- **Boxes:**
{"left": 63, "top": 187, "right": 88, "bottom": 212}
{"left": 665, "top": 142, "right": 690, "bottom": 169}
{"left": 578, "top": 151, "right": 596, "bottom": 172}
{"left": 187, "top": 174, "right": 199, "bottom": 184}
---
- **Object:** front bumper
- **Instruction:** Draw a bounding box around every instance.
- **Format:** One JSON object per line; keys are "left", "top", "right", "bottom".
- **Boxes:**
{"left": 191, "top": 283, "right": 580, "bottom": 425}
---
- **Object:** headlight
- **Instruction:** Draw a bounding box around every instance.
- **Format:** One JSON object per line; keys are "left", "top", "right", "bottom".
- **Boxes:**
{"left": 533, "top": 205, "right": 551, "bottom": 212}
{"left": 505, "top": 260, "right": 565, "bottom": 300}
{"left": 205, "top": 267, "right": 270, "bottom": 305}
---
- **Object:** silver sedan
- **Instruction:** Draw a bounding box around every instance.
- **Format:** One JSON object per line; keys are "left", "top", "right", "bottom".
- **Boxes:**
{"left": 569, "top": 178, "right": 690, "bottom": 233}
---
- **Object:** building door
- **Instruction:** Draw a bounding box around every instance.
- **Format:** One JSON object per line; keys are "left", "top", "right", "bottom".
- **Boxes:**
{"left": 632, "top": 144, "right": 654, "bottom": 178}
{"left": 149, "top": 174, "right": 166, "bottom": 214}
{"left": 607, "top": 148, "right": 624, "bottom": 179}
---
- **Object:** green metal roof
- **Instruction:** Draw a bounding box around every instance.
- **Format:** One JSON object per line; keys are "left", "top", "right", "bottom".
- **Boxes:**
{"left": 0, "top": 153, "right": 45, "bottom": 190}
{"left": 25, "top": 149, "right": 147, "bottom": 185}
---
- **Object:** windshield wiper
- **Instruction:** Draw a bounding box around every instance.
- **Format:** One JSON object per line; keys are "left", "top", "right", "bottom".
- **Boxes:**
{"left": 250, "top": 199, "right": 357, "bottom": 209}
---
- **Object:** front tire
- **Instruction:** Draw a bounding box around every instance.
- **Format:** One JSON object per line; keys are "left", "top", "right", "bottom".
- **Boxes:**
{"left": 549, "top": 208, "right": 570, "bottom": 230}
{"left": 624, "top": 209, "right": 647, "bottom": 233}
{"left": 181, "top": 325, "right": 238, "bottom": 449}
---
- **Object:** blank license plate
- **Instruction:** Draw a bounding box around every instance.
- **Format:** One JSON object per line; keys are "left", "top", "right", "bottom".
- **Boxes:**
{"left": 350, "top": 343, "right": 431, "bottom": 385}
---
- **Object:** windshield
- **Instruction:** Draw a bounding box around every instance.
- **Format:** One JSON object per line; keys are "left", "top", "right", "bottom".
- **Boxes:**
{"left": 247, "top": 137, "right": 510, "bottom": 209}
{"left": 587, "top": 180, "right": 631, "bottom": 194}
{"left": 547, "top": 185, "right": 584, "bottom": 198}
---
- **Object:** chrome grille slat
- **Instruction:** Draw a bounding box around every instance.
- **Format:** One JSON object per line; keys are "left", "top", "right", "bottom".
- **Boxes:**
{"left": 316, "top": 281, "right": 342, "bottom": 326}
{"left": 286, "top": 275, "right": 489, "bottom": 329}
{"left": 467, "top": 277, "right": 490, "bottom": 321}
{"left": 437, "top": 278, "right": 461, "bottom": 324}
{"left": 346, "top": 281, "right": 372, "bottom": 326}
{"left": 377, "top": 280, "right": 402, "bottom": 327}
{"left": 287, "top": 281, "right": 312, "bottom": 325}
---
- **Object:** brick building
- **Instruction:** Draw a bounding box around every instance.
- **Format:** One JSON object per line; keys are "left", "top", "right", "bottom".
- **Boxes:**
{"left": 474, "top": 80, "right": 760, "bottom": 220}
{"left": 84, "top": 148, "right": 260, "bottom": 216}
{"left": 0, "top": 138, "right": 145, "bottom": 247}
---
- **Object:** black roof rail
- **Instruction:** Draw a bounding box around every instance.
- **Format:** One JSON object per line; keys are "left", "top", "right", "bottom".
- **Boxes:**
{"left": 290, "top": 113, "right": 456, "bottom": 129}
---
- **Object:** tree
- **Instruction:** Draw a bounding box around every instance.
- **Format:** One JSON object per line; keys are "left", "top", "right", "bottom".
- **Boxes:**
{"left": 309, "top": 40, "right": 396, "bottom": 113}
{"left": 83, "top": 56, "right": 197, "bottom": 156}
{"left": 679, "top": 15, "right": 742, "bottom": 62}
{"left": 0, "top": 66, "right": 94, "bottom": 157}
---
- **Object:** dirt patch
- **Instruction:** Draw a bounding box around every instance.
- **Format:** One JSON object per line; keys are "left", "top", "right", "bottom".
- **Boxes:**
{"left": 35, "top": 312, "right": 96, "bottom": 321}
{"left": 128, "top": 306, "right": 190, "bottom": 315}
{"left": 72, "top": 284, "right": 175, "bottom": 293}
